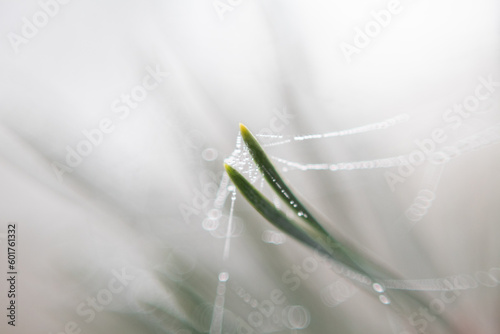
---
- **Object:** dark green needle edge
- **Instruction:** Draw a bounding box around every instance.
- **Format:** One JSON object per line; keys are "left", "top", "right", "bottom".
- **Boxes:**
{"left": 224, "top": 163, "right": 329, "bottom": 255}
{"left": 238, "top": 123, "right": 330, "bottom": 237}
{"left": 229, "top": 125, "right": 454, "bottom": 332}
{"left": 224, "top": 163, "right": 426, "bottom": 320}
{"left": 238, "top": 123, "right": 373, "bottom": 275}
{"left": 224, "top": 163, "right": 367, "bottom": 276}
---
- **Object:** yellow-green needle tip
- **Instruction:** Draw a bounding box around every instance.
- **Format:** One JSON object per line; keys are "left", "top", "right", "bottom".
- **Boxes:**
{"left": 224, "top": 163, "right": 233, "bottom": 174}
{"left": 239, "top": 123, "right": 250, "bottom": 137}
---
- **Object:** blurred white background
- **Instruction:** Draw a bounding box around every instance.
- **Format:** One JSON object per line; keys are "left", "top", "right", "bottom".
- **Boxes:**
{"left": 0, "top": 0, "right": 499, "bottom": 333}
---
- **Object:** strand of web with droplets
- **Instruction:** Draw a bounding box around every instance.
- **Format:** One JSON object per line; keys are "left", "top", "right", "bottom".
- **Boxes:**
{"left": 215, "top": 115, "right": 414, "bottom": 304}
{"left": 218, "top": 132, "right": 311, "bottom": 334}
{"left": 256, "top": 114, "right": 417, "bottom": 173}
{"left": 217, "top": 116, "right": 500, "bottom": 322}
{"left": 257, "top": 114, "right": 409, "bottom": 147}
{"left": 208, "top": 114, "right": 428, "bottom": 330}
{"left": 208, "top": 134, "right": 245, "bottom": 334}
{"left": 208, "top": 129, "right": 298, "bottom": 333}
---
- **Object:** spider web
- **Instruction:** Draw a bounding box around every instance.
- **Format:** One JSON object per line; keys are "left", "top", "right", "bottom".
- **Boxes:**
{"left": 207, "top": 114, "right": 500, "bottom": 333}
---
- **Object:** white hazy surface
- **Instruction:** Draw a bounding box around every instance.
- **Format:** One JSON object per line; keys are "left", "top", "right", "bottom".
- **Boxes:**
{"left": 0, "top": 0, "right": 499, "bottom": 333}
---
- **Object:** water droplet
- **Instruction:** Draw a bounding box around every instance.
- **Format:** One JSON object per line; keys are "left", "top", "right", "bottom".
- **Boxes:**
{"left": 202, "top": 218, "right": 219, "bottom": 231}
{"left": 298, "top": 211, "right": 304, "bottom": 217}
{"left": 372, "top": 283, "right": 385, "bottom": 293}
{"left": 207, "top": 209, "right": 221, "bottom": 220}
{"left": 262, "top": 230, "right": 286, "bottom": 245}
{"left": 283, "top": 305, "right": 310, "bottom": 329}
{"left": 202, "top": 148, "right": 218, "bottom": 161}
{"left": 218, "top": 272, "right": 229, "bottom": 282}
{"left": 379, "top": 295, "right": 390, "bottom": 305}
